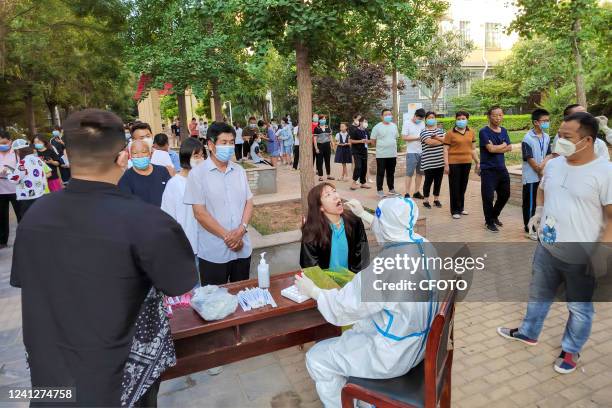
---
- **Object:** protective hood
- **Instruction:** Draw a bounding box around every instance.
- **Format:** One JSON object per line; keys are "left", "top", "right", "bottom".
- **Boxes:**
{"left": 372, "top": 197, "right": 424, "bottom": 243}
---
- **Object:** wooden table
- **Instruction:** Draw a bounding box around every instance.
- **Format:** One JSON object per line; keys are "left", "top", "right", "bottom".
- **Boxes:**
{"left": 162, "top": 271, "right": 342, "bottom": 380}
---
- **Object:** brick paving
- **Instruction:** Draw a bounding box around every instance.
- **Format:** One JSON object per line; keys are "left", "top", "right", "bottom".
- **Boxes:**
{"left": 0, "top": 162, "right": 610, "bottom": 407}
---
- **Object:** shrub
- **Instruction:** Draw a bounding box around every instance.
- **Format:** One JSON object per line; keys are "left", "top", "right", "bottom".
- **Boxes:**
{"left": 437, "top": 114, "right": 532, "bottom": 132}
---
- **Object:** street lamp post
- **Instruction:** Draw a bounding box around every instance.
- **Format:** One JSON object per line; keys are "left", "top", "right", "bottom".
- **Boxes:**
{"left": 224, "top": 101, "right": 233, "bottom": 125}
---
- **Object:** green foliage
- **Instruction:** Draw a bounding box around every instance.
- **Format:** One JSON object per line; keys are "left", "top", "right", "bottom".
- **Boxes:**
{"left": 1, "top": 0, "right": 133, "bottom": 127}
{"left": 159, "top": 95, "right": 179, "bottom": 120}
{"left": 451, "top": 78, "right": 521, "bottom": 113}
{"left": 357, "top": 0, "right": 447, "bottom": 76}
{"left": 413, "top": 31, "right": 474, "bottom": 110}
{"left": 436, "top": 115, "right": 532, "bottom": 133}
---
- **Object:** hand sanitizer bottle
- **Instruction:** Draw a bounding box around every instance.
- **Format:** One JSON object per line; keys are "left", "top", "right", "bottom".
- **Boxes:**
{"left": 258, "top": 252, "right": 270, "bottom": 288}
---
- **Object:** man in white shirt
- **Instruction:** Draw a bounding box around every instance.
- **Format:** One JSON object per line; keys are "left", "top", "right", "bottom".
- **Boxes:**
{"left": 401, "top": 108, "right": 426, "bottom": 199}
{"left": 498, "top": 112, "right": 611, "bottom": 375}
{"left": 184, "top": 122, "right": 254, "bottom": 285}
{"left": 150, "top": 133, "right": 176, "bottom": 176}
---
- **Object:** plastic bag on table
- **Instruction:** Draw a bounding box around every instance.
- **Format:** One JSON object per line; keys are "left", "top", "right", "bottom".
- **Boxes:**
{"left": 190, "top": 285, "right": 238, "bottom": 321}
{"left": 302, "top": 266, "right": 340, "bottom": 290}
{"left": 325, "top": 268, "right": 356, "bottom": 288}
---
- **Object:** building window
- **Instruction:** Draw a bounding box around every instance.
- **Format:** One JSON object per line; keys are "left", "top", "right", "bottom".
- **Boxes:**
{"left": 458, "top": 78, "right": 472, "bottom": 96}
{"left": 459, "top": 21, "right": 470, "bottom": 46}
{"left": 485, "top": 23, "right": 502, "bottom": 50}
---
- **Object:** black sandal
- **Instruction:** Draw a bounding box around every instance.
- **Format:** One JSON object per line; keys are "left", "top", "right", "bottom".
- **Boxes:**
{"left": 434, "top": 200, "right": 442, "bottom": 208}
{"left": 423, "top": 202, "right": 432, "bottom": 209}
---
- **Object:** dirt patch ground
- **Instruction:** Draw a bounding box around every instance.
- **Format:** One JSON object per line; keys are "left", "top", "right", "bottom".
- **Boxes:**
{"left": 251, "top": 200, "right": 303, "bottom": 235}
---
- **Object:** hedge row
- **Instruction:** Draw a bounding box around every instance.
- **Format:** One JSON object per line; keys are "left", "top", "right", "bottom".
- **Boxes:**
{"left": 436, "top": 114, "right": 532, "bottom": 132}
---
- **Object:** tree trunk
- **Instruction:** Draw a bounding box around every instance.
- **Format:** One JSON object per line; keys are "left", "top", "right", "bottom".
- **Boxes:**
{"left": 24, "top": 87, "right": 36, "bottom": 137}
{"left": 571, "top": 19, "right": 587, "bottom": 108}
{"left": 211, "top": 78, "right": 223, "bottom": 122}
{"left": 45, "top": 99, "right": 57, "bottom": 127}
{"left": 295, "top": 40, "right": 314, "bottom": 216}
{"left": 391, "top": 66, "right": 399, "bottom": 124}
{"left": 176, "top": 90, "right": 189, "bottom": 136}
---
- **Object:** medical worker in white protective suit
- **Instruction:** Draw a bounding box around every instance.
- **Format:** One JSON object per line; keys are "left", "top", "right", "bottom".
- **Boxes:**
{"left": 295, "top": 197, "right": 440, "bottom": 408}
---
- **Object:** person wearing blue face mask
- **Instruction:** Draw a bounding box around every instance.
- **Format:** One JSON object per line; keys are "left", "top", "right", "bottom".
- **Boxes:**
{"left": 314, "top": 115, "right": 335, "bottom": 181}
{"left": 0, "top": 130, "right": 20, "bottom": 248}
{"left": 371, "top": 108, "right": 399, "bottom": 198}
{"left": 118, "top": 139, "right": 171, "bottom": 206}
{"left": 184, "top": 121, "right": 254, "bottom": 285}
{"left": 522, "top": 108, "right": 553, "bottom": 240}
{"left": 443, "top": 111, "right": 479, "bottom": 218}
{"left": 419, "top": 111, "right": 446, "bottom": 209}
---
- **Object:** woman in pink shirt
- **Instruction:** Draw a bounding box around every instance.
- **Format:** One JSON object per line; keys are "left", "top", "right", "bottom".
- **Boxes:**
{"left": 0, "top": 131, "right": 20, "bottom": 248}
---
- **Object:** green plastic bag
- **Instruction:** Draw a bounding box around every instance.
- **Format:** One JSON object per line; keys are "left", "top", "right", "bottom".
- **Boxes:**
{"left": 303, "top": 266, "right": 356, "bottom": 332}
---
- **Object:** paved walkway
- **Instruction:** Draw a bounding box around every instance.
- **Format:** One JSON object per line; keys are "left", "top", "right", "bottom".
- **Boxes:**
{"left": 0, "top": 162, "right": 610, "bottom": 407}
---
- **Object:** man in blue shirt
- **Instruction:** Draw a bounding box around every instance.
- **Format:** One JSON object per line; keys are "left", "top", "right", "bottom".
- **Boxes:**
{"left": 522, "top": 109, "right": 552, "bottom": 239}
{"left": 479, "top": 106, "right": 512, "bottom": 232}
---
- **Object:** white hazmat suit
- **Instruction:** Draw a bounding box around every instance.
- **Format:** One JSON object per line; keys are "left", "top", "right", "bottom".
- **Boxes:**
{"left": 299, "top": 197, "right": 440, "bottom": 408}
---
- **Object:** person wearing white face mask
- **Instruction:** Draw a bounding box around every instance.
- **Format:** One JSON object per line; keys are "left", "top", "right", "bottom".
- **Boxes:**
{"left": 162, "top": 138, "right": 205, "bottom": 282}
{"left": 183, "top": 122, "right": 254, "bottom": 285}
{"left": 551, "top": 104, "right": 610, "bottom": 161}
{"left": 498, "top": 112, "right": 611, "bottom": 375}
{"left": 297, "top": 197, "right": 440, "bottom": 408}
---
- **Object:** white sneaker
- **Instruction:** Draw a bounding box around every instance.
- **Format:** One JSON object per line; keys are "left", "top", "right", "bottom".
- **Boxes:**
{"left": 461, "top": 210, "right": 469, "bottom": 215}
{"left": 376, "top": 191, "right": 385, "bottom": 198}
{"left": 527, "top": 231, "right": 538, "bottom": 241}
{"left": 206, "top": 366, "right": 224, "bottom": 376}
{"left": 452, "top": 214, "right": 461, "bottom": 219}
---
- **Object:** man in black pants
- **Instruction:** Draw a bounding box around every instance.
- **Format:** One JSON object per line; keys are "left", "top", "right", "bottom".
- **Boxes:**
{"left": 479, "top": 106, "right": 512, "bottom": 232}
{"left": 370, "top": 109, "right": 399, "bottom": 197}
{"left": 11, "top": 109, "right": 197, "bottom": 406}
{"left": 348, "top": 114, "right": 372, "bottom": 190}
{"left": 0, "top": 130, "right": 20, "bottom": 248}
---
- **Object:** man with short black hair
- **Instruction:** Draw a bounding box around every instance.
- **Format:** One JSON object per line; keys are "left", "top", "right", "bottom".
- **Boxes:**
{"left": 522, "top": 108, "right": 552, "bottom": 239}
{"left": 242, "top": 116, "right": 258, "bottom": 159}
{"left": 371, "top": 108, "right": 399, "bottom": 198}
{"left": 498, "top": 111, "right": 611, "bottom": 375}
{"left": 11, "top": 109, "right": 197, "bottom": 406}
{"left": 184, "top": 122, "right": 254, "bottom": 284}
{"left": 402, "top": 108, "right": 426, "bottom": 198}
{"left": 479, "top": 106, "right": 512, "bottom": 232}
{"left": 553, "top": 104, "right": 610, "bottom": 160}
{"left": 348, "top": 114, "right": 371, "bottom": 190}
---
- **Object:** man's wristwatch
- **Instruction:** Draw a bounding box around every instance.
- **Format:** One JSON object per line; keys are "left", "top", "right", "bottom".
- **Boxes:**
{"left": 242, "top": 223, "right": 248, "bottom": 233}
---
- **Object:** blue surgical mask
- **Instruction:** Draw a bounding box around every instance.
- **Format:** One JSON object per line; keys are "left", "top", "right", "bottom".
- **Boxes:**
{"left": 383, "top": 115, "right": 393, "bottom": 123}
{"left": 415, "top": 119, "right": 423, "bottom": 124}
{"left": 456, "top": 119, "right": 468, "bottom": 129}
{"left": 132, "top": 156, "right": 150, "bottom": 170}
{"left": 52, "top": 130, "right": 60, "bottom": 137}
{"left": 215, "top": 145, "right": 234, "bottom": 162}
{"left": 426, "top": 118, "right": 437, "bottom": 126}
{"left": 319, "top": 119, "right": 327, "bottom": 126}
{"left": 540, "top": 121, "right": 550, "bottom": 130}
{"left": 0, "top": 145, "right": 10, "bottom": 152}
{"left": 34, "top": 143, "right": 45, "bottom": 150}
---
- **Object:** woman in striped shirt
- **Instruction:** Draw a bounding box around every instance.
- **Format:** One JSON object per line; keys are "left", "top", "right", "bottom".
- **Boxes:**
{"left": 419, "top": 111, "right": 446, "bottom": 209}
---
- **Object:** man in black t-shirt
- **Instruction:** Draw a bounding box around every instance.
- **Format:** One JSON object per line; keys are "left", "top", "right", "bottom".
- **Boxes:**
{"left": 119, "top": 139, "right": 171, "bottom": 207}
{"left": 10, "top": 109, "right": 196, "bottom": 407}
{"left": 349, "top": 114, "right": 372, "bottom": 189}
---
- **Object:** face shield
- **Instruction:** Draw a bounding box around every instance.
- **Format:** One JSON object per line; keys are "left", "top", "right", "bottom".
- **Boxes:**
{"left": 371, "top": 197, "right": 423, "bottom": 244}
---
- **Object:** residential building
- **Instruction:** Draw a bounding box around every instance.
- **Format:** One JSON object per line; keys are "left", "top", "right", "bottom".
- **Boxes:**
{"left": 388, "top": 0, "right": 519, "bottom": 116}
